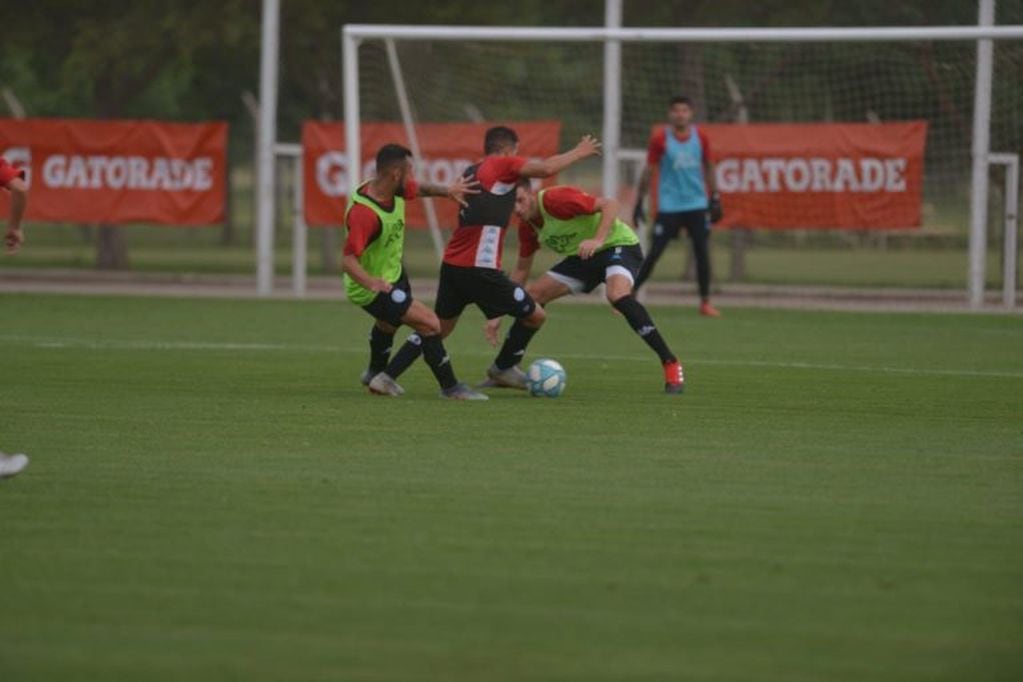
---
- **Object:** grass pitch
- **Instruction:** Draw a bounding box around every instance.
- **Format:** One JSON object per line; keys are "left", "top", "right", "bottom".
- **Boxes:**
{"left": 1, "top": 293, "right": 1021, "bottom": 681}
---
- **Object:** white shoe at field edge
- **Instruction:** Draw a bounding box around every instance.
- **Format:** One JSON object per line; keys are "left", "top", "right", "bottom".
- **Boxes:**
{"left": 0, "top": 452, "right": 29, "bottom": 479}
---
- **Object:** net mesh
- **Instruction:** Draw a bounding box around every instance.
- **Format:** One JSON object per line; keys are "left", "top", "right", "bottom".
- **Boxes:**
{"left": 356, "top": 30, "right": 1022, "bottom": 290}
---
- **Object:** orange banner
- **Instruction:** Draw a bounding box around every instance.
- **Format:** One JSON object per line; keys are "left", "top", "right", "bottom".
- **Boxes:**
{"left": 0, "top": 118, "right": 227, "bottom": 225}
{"left": 656, "top": 122, "right": 927, "bottom": 230}
{"left": 303, "top": 121, "right": 562, "bottom": 227}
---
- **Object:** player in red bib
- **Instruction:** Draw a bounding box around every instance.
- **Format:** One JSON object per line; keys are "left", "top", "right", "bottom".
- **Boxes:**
{"left": 375, "top": 126, "right": 601, "bottom": 390}
{"left": 1, "top": 155, "right": 30, "bottom": 478}
{"left": 484, "top": 181, "right": 685, "bottom": 394}
{"left": 1, "top": 156, "right": 28, "bottom": 254}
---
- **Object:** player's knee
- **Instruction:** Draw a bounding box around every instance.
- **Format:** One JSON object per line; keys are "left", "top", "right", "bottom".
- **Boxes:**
{"left": 417, "top": 318, "right": 442, "bottom": 337}
{"left": 438, "top": 318, "right": 457, "bottom": 339}
{"left": 524, "top": 305, "right": 546, "bottom": 328}
{"left": 375, "top": 320, "right": 398, "bottom": 334}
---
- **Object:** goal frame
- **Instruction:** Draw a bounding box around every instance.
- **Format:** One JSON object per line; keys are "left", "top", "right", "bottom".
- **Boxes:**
{"left": 327, "top": 11, "right": 1023, "bottom": 307}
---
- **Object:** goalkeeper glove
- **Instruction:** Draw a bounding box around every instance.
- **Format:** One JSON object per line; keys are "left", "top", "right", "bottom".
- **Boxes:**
{"left": 708, "top": 192, "right": 723, "bottom": 224}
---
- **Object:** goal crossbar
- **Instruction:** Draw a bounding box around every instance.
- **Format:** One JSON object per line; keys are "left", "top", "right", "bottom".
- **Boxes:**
{"left": 344, "top": 24, "right": 1023, "bottom": 43}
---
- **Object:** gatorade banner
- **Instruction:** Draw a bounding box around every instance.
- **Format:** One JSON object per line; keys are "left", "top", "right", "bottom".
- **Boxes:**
{"left": 0, "top": 118, "right": 227, "bottom": 225}
{"left": 655, "top": 121, "right": 927, "bottom": 229}
{"left": 303, "top": 121, "right": 562, "bottom": 227}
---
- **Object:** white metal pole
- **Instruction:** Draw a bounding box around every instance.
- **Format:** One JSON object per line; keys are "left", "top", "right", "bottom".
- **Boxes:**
{"left": 385, "top": 39, "right": 446, "bottom": 261}
{"left": 256, "top": 0, "right": 280, "bottom": 297}
{"left": 343, "top": 29, "right": 362, "bottom": 206}
{"left": 989, "top": 153, "right": 1019, "bottom": 307}
{"left": 344, "top": 24, "right": 1023, "bottom": 43}
{"left": 602, "top": 0, "right": 623, "bottom": 200}
{"left": 293, "top": 153, "right": 307, "bottom": 297}
{"left": 968, "top": 0, "right": 996, "bottom": 309}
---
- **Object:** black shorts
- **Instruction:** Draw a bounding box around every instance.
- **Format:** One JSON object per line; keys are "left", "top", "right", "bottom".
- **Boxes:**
{"left": 654, "top": 210, "right": 709, "bottom": 240}
{"left": 360, "top": 271, "right": 413, "bottom": 327}
{"left": 548, "top": 244, "right": 645, "bottom": 294}
{"left": 435, "top": 263, "right": 537, "bottom": 320}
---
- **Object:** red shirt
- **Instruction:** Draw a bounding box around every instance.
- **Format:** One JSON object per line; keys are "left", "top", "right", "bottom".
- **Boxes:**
{"left": 0, "top": 157, "right": 25, "bottom": 189}
{"left": 647, "top": 127, "right": 711, "bottom": 166}
{"left": 342, "top": 180, "right": 417, "bottom": 257}
{"left": 518, "top": 186, "right": 599, "bottom": 258}
{"left": 443, "top": 154, "right": 527, "bottom": 268}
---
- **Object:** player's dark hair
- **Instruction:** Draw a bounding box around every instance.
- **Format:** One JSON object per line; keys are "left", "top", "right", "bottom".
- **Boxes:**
{"left": 376, "top": 143, "right": 412, "bottom": 173}
{"left": 484, "top": 126, "right": 519, "bottom": 155}
{"left": 669, "top": 95, "right": 692, "bottom": 108}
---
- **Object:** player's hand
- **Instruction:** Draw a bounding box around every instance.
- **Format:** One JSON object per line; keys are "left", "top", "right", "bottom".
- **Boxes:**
{"left": 708, "top": 192, "right": 723, "bottom": 224}
{"left": 578, "top": 238, "right": 601, "bottom": 260}
{"left": 632, "top": 200, "right": 645, "bottom": 227}
{"left": 448, "top": 175, "right": 480, "bottom": 208}
{"left": 368, "top": 278, "right": 393, "bottom": 294}
{"left": 574, "top": 135, "right": 602, "bottom": 158}
{"left": 4, "top": 227, "right": 23, "bottom": 254}
{"left": 483, "top": 317, "right": 503, "bottom": 348}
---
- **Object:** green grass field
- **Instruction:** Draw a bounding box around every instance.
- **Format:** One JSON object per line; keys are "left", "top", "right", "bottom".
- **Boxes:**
{"left": 1, "top": 293, "right": 1021, "bottom": 681}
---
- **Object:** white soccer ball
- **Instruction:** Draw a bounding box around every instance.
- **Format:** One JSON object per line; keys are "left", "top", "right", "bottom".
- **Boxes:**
{"left": 527, "top": 358, "right": 566, "bottom": 398}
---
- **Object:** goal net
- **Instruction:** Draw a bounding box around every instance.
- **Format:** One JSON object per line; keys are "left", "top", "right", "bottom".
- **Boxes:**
{"left": 346, "top": 22, "right": 1023, "bottom": 293}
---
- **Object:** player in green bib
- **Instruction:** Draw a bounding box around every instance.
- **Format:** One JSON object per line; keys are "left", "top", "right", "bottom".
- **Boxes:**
{"left": 485, "top": 182, "right": 684, "bottom": 394}
{"left": 342, "top": 143, "right": 486, "bottom": 400}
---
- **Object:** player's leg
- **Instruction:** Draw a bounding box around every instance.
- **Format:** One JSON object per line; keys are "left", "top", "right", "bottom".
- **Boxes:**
{"left": 526, "top": 273, "right": 572, "bottom": 306}
{"left": 361, "top": 319, "right": 398, "bottom": 387}
{"left": 604, "top": 246, "right": 684, "bottom": 394}
{"left": 485, "top": 273, "right": 545, "bottom": 389}
{"left": 684, "top": 211, "right": 720, "bottom": 317}
{"left": 482, "top": 274, "right": 569, "bottom": 350}
{"left": 360, "top": 275, "right": 413, "bottom": 395}
{"left": 383, "top": 264, "right": 467, "bottom": 382}
{"left": 397, "top": 301, "right": 486, "bottom": 400}
{"left": 633, "top": 213, "right": 680, "bottom": 292}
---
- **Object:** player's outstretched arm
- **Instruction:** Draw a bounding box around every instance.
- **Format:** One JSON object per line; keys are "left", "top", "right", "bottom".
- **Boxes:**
{"left": 4, "top": 177, "right": 28, "bottom": 254}
{"left": 418, "top": 174, "right": 480, "bottom": 207}
{"left": 578, "top": 197, "right": 620, "bottom": 260}
{"left": 519, "top": 135, "right": 601, "bottom": 179}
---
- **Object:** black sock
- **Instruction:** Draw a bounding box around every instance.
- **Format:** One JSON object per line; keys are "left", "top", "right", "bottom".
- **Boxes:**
{"left": 612, "top": 295, "right": 677, "bottom": 364}
{"left": 368, "top": 325, "right": 395, "bottom": 374}
{"left": 384, "top": 333, "right": 423, "bottom": 379}
{"left": 420, "top": 334, "right": 457, "bottom": 390}
{"left": 494, "top": 319, "right": 539, "bottom": 370}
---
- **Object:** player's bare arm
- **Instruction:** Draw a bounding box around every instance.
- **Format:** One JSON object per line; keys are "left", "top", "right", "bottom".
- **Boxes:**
{"left": 341, "top": 254, "right": 392, "bottom": 294}
{"left": 704, "top": 158, "right": 723, "bottom": 223}
{"left": 417, "top": 174, "right": 480, "bottom": 207}
{"left": 519, "top": 135, "right": 601, "bottom": 178}
{"left": 578, "top": 197, "right": 620, "bottom": 260}
{"left": 633, "top": 166, "right": 652, "bottom": 225}
{"left": 4, "top": 177, "right": 28, "bottom": 254}
{"left": 703, "top": 158, "right": 718, "bottom": 194}
{"left": 510, "top": 253, "right": 535, "bottom": 287}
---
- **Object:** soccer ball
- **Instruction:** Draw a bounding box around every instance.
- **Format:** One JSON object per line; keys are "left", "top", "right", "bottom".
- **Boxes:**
{"left": 527, "top": 358, "right": 566, "bottom": 398}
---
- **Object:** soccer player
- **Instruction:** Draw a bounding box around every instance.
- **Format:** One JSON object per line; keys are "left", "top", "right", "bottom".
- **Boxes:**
{"left": 485, "top": 181, "right": 684, "bottom": 394}
{"left": 1, "top": 155, "right": 30, "bottom": 477}
{"left": 2, "top": 155, "right": 28, "bottom": 254}
{"left": 376, "top": 126, "right": 601, "bottom": 391}
{"left": 632, "top": 95, "right": 723, "bottom": 317}
{"left": 344, "top": 143, "right": 487, "bottom": 400}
